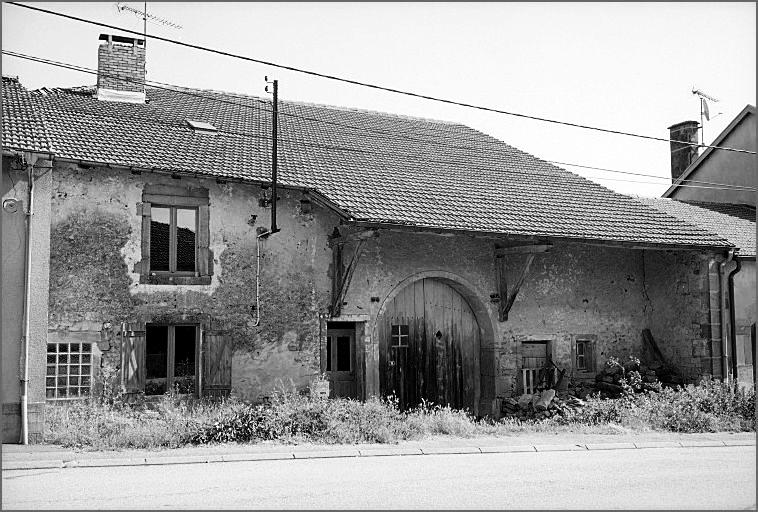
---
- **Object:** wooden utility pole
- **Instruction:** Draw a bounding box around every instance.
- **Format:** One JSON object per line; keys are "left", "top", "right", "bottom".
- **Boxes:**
{"left": 264, "top": 77, "right": 280, "bottom": 235}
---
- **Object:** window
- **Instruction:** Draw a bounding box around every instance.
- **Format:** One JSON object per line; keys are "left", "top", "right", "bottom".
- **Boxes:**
{"left": 150, "top": 206, "right": 197, "bottom": 273}
{"left": 575, "top": 339, "right": 594, "bottom": 372}
{"left": 326, "top": 334, "right": 352, "bottom": 372}
{"left": 145, "top": 324, "right": 198, "bottom": 395}
{"left": 46, "top": 342, "right": 92, "bottom": 399}
{"left": 391, "top": 325, "right": 409, "bottom": 347}
{"left": 137, "top": 184, "right": 212, "bottom": 285}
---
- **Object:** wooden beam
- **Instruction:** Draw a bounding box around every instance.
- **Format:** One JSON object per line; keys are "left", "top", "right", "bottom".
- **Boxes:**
{"left": 495, "top": 244, "right": 552, "bottom": 256}
{"left": 331, "top": 239, "right": 365, "bottom": 317}
{"left": 327, "top": 229, "right": 378, "bottom": 247}
{"left": 501, "top": 253, "right": 536, "bottom": 321}
{"left": 495, "top": 255, "right": 508, "bottom": 321}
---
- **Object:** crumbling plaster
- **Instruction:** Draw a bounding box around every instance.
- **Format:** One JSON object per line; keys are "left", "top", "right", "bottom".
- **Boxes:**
{"left": 49, "top": 163, "right": 337, "bottom": 400}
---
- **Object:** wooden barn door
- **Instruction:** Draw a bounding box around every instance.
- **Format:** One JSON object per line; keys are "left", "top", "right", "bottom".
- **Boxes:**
{"left": 378, "top": 279, "right": 479, "bottom": 412}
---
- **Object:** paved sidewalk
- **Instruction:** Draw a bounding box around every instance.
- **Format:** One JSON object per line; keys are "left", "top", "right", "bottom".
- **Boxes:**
{"left": 3, "top": 431, "right": 754, "bottom": 471}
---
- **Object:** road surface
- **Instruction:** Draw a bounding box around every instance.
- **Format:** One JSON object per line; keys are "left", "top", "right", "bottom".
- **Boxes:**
{"left": 3, "top": 446, "right": 755, "bottom": 509}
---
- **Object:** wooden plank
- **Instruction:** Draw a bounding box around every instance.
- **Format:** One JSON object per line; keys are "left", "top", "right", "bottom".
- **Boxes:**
{"left": 414, "top": 280, "right": 426, "bottom": 405}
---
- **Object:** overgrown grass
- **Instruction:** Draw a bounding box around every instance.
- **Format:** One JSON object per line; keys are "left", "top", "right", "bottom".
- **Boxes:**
{"left": 44, "top": 380, "right": 755, "bottom": 450}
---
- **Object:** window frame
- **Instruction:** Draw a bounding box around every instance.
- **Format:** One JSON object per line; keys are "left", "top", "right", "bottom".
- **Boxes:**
{"left": 391, "top": 324, "right": 409, "bottom": 347}
{"left": 149, "top": 205, "right": 199, "bottom": 275}
{"left": 575, "top": 339, "right": 595, "bottom": 373}
{"left": 46, "top": 342, "right": 93, "bottom": 400}
{"left": 144, "top": 323, "right": 200, "bottom": 397}
{"left": 137, "top": 184, "right": 212, "bottom": 285}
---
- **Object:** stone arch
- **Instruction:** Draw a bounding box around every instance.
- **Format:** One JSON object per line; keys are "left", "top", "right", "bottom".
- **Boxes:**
{"left": 370, "top": 270, "right": 496, "bottom": 416}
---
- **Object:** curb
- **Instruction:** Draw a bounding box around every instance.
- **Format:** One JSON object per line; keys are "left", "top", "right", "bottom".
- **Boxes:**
{"left": 3, "top": 439, "right": 754, "bottom": 471}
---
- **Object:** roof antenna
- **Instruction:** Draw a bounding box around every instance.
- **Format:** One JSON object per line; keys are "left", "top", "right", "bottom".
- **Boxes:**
{"left": 115, "top": 2, "right": 182, "bottom": 50}
{"left": 692, "top": 87, "right": 720, "bottom": 147}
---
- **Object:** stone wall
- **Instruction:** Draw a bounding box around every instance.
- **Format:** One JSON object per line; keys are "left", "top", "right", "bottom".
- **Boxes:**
{"left": 338, "top": 230, "right": 716, "bottom": 414}
{"left": 47, "top": 162, "right": 721, "bottom": 414}
{"left": 48, "top": 163, "right": 337, "bottom": 401}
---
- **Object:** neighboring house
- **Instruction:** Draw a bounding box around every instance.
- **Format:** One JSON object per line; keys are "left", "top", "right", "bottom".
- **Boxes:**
{"left": 644, "top": 106, "right": 757, "bottom": 388}
{"left": 1, "top": 34, "right": 738, "bottom": 443}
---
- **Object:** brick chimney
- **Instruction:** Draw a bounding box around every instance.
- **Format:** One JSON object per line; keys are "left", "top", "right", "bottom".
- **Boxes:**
{"left": 96, "top": 34, "right": 146, "bottom": 104}
{"left": 667, "top": 120, "right": 700, "bottom": 182}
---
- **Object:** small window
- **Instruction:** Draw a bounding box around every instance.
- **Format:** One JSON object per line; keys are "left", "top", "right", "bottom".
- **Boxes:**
{"left": 326, "top": 333, "right": 353, "bottom": 372}
{"left": 186, "top": 119, "right": 218, "bottom": 133}
{"left": 46, "top": 342, "right": 92, "bottom": 399}
{"left": 391, "top": 325, "right": 409, "bottom": 347}
{"left": 576, "top": 340, "right": 594, "bottom": 372}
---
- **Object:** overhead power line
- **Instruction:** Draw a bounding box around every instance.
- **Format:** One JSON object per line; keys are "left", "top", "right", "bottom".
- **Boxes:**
{"left": 7, "top": 1, "right": 757, "bottom": 157}
{"left": 4, "top": 49, "right": 755, "bottom": 194}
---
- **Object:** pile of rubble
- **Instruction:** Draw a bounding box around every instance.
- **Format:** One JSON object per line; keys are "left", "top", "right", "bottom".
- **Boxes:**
{"left": 593, "top": 360, "right": 679, "bottom": 396}
{"left": 501, "top": 389, "right": 586, "bottom": 420}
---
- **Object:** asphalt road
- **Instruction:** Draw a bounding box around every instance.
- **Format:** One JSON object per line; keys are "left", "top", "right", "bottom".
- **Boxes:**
{"left": 3, "top": 446, "right": 755, "bottom": 509}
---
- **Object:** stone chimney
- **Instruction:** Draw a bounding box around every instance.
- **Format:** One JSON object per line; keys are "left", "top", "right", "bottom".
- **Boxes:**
{"left": 667, "top": 120, "right": 700, "bottom": 182}
{"left": 96, "top": 34, "right": 146, "bottom": 104}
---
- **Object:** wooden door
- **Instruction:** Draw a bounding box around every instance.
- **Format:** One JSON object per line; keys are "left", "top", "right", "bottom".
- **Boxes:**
{"left": 378, "top": 279, "right": 479, "bottom": 412}
{"left": 326, "top": 329, "right": 357, "bottom": 398}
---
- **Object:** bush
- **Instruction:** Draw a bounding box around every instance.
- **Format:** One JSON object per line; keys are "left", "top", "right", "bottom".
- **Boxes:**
{"left": 45, "top": 379, "right": 755, "bottom": 450}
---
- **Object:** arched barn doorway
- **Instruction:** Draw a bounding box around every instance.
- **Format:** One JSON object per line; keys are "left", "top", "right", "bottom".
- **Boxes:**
{"left": 377, "top": 278, "right": 481, "bottom": 412}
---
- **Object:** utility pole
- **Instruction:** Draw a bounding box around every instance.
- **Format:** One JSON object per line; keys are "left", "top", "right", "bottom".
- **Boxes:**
{"left": 264, "top": 77, "right": 280, "bottom": 235}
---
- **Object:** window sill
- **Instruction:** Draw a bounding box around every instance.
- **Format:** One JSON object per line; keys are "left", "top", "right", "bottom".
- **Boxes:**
{"left": 140, "top": 275, "right": 212, "bottom": 286}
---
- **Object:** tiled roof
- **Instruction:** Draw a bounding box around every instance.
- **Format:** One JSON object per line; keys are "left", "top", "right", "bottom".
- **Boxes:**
{"left": 1, "top": 76, "right": 54, "bottom": 154}
{"left": 1, "top": 76, "right": 732, "bottom": 249}
{"left": 637, "top": 197, "right": 755, "bottom": 256}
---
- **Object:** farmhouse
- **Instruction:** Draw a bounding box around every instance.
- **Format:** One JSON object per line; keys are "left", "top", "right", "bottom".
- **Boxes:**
{"left": 1, "top": 34, "right": 739, "bottom": 443}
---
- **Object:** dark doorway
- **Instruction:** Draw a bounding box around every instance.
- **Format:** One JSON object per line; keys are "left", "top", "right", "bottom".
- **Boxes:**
{"left": 145, "top": 324, "right": 198, "bottom": 396}
{"left": 325, "top": 322, "right": 357, "bottom": 399}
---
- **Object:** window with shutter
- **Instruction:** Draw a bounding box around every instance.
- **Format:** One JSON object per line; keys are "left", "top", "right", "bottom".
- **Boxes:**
{"left": 136, "top": 184, "right": 213, "bottom": 285}
{"left": 575, "top": 339, "right": 595, "bottom": 373}
{"left": 202, "top": 330, "right": 231, "bottom": 398}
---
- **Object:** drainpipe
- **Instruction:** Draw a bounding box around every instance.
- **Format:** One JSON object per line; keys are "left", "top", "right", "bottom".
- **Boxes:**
{"left": 19, "top": 155, "right": 37, "bottom": 445}
{"left": 719, "top": 249, "right": 736, "bottom": 385}
{"left": 727, "top": 254, "right": 742, "bottom": 382}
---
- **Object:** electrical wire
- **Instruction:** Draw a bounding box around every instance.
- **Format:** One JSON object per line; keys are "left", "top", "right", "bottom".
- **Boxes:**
{"left": 4, "top": 50, "right": 755, "bottom": 193}
{"left": 7, "top": 1, "right": 757, "bottom": 157}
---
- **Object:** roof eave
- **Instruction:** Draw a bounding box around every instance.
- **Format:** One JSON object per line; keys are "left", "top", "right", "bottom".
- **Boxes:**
{"left": 349, "top": 219, "right": 734, "bottom": 252}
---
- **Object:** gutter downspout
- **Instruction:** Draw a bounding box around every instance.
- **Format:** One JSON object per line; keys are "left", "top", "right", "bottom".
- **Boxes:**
{"left": 727, "top": 254, "right": 742, "bottom": 382}
{"left": 19, "top": 155, "right": 37, "bottom": 445}
{"left": 719, "top": 249, "right": 736, "bottom": 385}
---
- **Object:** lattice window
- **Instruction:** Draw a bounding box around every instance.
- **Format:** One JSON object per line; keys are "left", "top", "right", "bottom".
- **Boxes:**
{"left": 46, "top": 342, "right": 92, "bottom": 399}
{"left": 391, "top": 325, "right": 409, "bottom": 347}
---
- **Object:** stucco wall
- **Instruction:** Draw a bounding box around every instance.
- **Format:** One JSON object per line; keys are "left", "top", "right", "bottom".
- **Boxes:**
{"left": 339, "top": 230, "right": 715, "bottom": 414}
{"left": 669, "top": 112, "right": 756, "bottom": 206}
{"left": 2, "top": 155, "right": 51, "bottom": 443}
{"left": 47, "top": 162, "right": 721, "bottom": 414}
{"left": 48, "top": 163, "right": 338, "bottom": 401}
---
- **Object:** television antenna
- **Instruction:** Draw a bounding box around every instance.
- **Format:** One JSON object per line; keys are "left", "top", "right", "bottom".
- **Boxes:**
{"left": 115, "top": 2, "right": 182, "bottom": 49}
{"left": 691, "top": 87, "right": 720, "bottom": 146}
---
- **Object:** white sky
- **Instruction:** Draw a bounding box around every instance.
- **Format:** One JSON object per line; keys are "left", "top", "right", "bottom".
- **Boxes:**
{"left": 2, "top": 2, "right": 756, "bottom": 197}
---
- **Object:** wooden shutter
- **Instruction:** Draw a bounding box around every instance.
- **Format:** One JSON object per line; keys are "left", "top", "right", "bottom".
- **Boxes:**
{"left": 202, "top": 330, "right": 231, "bottom": 397}
{"left": 136, "top": 202, "right": 151, "bottom": 277}
{"left": 197, "top": 204, "right": 212, "bottom": 276}
{"left": 121, "top": 322, "right": 146, "bottom": 393}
